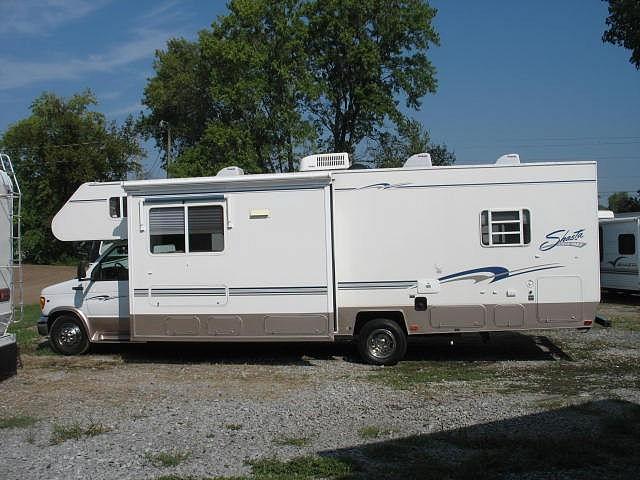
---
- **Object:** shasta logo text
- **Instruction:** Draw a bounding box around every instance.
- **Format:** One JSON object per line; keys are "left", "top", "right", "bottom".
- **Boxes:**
{"left": 539, "top": 229, "right": 586, "bottom": 251}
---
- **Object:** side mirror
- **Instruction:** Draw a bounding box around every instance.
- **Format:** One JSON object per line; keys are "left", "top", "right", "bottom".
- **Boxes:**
{"left": 77, "top": 261, "right": 89, "bottom": 280}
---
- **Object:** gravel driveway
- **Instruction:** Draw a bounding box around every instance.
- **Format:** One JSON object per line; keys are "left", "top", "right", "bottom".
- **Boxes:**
{"left": 1, "top": 294, "right": 638, "bottom": 480}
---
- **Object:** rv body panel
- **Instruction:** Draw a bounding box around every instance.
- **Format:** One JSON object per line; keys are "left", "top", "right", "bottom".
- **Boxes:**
{"left": 330, "top": 162, "right": 599, "bottom": 335}
{"left": 125, "top": 178, "right": 334, "bottom": 341}
{"left": 599, "top": 216, "right": 640, "bottom": 292}
{"left": 0, "top": 170, "right": 13, "bottom": 333}
{"left": 52, "top": 182, "right": 127, "bottom": 241}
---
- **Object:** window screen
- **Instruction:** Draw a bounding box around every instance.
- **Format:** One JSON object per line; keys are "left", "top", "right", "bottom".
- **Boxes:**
{"left": 109, "top": 197, "right": 120, "bottom": 218}
{"left": 149, "top": 207, "right": 185, "bottom": 253}
{"left": 618, "top": 233, "right": 636, "bottom": 255}
{"left": 481, "top": 209, "right": 531, "bottom": 246}
{"left": 188, "top": 205, "right": 224, "bottom": 252}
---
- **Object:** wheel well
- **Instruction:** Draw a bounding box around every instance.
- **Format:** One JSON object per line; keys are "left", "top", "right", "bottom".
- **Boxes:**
{"left": 353, "top": 311, "right": 407, "bottom": 336}
{"left": 47, "top": 310, "right": 85, "bottom": 332}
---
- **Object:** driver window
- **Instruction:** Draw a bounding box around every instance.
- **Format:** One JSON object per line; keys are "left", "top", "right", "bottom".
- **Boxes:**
{"left": 93, "top": 245, "right": 128, "bottom": 281}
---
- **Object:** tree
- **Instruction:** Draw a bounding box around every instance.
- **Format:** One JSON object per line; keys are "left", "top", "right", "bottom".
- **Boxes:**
{"left": 304, "top": 0, "right": 440, "bottom": 155}
{"left": 141, "top": 0, "right": 441, "bottom": 173}
{"left": 141, "top": 0, "right": 316, "bottom": 177}
{"left": 0, "top": 91, "right": 143, "bottom": 264}
{"left": 608, "top": 191, "right": 640, "bottom": 213}
{"left": 602, "top": 0, "right": 640, "bottom": 69}
{"left": 369, "top": 119, "right": 455, "bottom": 168}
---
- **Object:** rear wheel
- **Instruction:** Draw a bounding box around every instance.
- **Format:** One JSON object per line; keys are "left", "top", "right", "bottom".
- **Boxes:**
{"left": 357, "top": 318, "right": 407, "bottom": 365}
{"left": 49, "top": 315, "right": 89, "bottom": 355}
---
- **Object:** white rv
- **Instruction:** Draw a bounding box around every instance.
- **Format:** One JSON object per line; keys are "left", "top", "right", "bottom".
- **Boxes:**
{"left": 38, "top": 153, "right": 600, "bottom": 364}
{"left": 0, "top": 154, "right": 21, "bottom": 379}
{"left": 599, "top": 212, "right": 639, "bottom": 294}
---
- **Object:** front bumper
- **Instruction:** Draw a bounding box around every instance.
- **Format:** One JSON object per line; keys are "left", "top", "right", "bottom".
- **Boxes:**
{"left": 37, "top": 315, "right": 49, "bottom": 336}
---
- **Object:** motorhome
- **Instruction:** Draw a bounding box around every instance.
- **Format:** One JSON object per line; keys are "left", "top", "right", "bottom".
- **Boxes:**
{"left": 38, "top": 153, "right": 600, "bottom": 365}
{"left": 599, "top": 211, "right": 639, "bottom": 294}
{"left": 0, "top": 154, "right": 22, "bottom": 379}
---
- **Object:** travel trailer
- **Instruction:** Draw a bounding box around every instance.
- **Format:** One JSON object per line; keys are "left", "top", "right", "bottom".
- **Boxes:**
{"left": 38, "top": 153, "right": 600, "bottom": 365}
{"left": 0, "top": 154, "right": 22, "bottom": 379}
{"left": 599, "top": 211, "right": 639, "bottom": 294}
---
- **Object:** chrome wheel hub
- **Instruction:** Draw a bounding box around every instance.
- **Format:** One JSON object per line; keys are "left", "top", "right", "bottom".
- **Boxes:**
{"left": 367, "top": 328, "right": 396, "bottom": 359}
{"left": 58, "top": 323, "right": 82, "bottom": 347}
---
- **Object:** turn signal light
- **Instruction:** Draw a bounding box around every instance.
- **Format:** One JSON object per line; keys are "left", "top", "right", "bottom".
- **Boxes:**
{"left": 583, "top": 320, "right": 593, "bottom": 326}
{"left": 0, "top": 288, "right": 10, "bottom": 302}
{"left": 40, "top": 296, "right": 45, "bottom": 311}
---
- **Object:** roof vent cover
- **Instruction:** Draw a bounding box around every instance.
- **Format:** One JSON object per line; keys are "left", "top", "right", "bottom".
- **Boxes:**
{"left": 496, "top": 153, "right": 520, "bottom": 165}
{"left": 216, "top": 166, "right": 245, "bottom": 177}
{"left": 299, "top": 153, "right": 350, "bottom": 172}
{"left": 403, "top": 153, "right": 432, "bottom": 168}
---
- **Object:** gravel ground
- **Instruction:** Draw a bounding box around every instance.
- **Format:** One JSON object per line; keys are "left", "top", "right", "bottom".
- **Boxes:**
{"left": 1, "top": 293, "right": 639, "bottom": 480}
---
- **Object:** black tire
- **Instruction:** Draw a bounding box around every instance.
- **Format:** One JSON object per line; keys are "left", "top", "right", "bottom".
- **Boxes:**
{"left": 357, "top": 318, "right": 407, "bottom": 366}
{"left": 49, "top": 315, "right": 89, "bottom": 355}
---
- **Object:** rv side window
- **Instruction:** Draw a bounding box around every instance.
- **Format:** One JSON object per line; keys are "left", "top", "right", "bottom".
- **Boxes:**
{"left": 188, "top": 205, "right": 224, "bottom": 252}
{"left": 481, "top": 209, "right": 530, "bottom": 246}
{"left": 109, "top": 197, "right": 120, "bottom": 218}
{"left": 599, "top": 226, "right": 603, "bottom": 261}
{"left": 149, "top": 207, "right": 186, "bottom": 254}
{"left": 618, "top": 233, "right": 636, "bottom": 255}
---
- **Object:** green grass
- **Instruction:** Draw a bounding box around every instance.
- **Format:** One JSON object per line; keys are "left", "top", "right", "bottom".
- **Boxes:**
{"left": 272, "top": 436, "right": 310, "bottom": 447}
{"left": 7, "top": 304, "right": 53, "bottom": 355}
{"left": 369, "top": 361, "right": 495, "bottom": 390}
{"left": 0, "top": 415, "right": 38, "bottom": 429}
{"left": 50, "top": 421, "right": 110, "bottom": 445}
{"left": 145, "top": 451, "right": 191, "bottom": 468}
{"left": 610, "top": 315, "right": 640, "bottom": 331}
{"left": 247, "top": 456, "right": 353, "bottom": 479}
{"left": 357, "top": 426, "right": 394, "bottom": 440}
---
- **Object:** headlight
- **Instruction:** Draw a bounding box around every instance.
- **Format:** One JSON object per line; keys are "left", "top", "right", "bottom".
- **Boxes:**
{"left": 39, "top": 296, "right": 45, "bottom": 311}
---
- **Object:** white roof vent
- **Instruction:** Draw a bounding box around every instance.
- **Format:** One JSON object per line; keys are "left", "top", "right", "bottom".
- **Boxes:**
{"left": 403, "top": 153, "right": 432, "bottom": 168}
{"left": 496, "top": 153, "right": 520, "bottom": 165}
{"left": 216, "top": 166, "right": 244, "bottom": 177}
{"left": 299, "top": 153, "right": 350, "bottom": 172}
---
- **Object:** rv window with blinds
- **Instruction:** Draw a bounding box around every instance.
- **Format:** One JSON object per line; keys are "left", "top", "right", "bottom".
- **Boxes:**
{"left": 481, "top": 209, "right": 531, "bottom": 246}
{"left": 149, "top": 205, "right": 224, "bottom": 254}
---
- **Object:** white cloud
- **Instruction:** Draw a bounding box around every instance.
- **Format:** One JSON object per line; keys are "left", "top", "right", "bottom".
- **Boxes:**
{"left": 106, "top": 102, "right": 145, "bottom": 117}
{"left": 0, "top": 28, "right": 179, "bottom": 90}
{"left": 0, "top": 0, "right": 113, "bottom": 36}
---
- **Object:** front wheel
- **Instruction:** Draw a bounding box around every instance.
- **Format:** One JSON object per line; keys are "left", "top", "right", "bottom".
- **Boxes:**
{"left": 49, "top": 315, "right": 89, "bottom": 355}
{"left": 357, "top": 318, "right": 407, "bottom": 366}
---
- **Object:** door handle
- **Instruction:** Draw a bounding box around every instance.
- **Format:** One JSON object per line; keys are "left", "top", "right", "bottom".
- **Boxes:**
{"left": 89, "top": 295, "right": 111, "bottom": 301}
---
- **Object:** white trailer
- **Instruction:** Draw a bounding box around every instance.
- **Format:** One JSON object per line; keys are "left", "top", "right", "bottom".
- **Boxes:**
{"left": 0, "top": 154, "right": 22, "bottom": 379}
{"left": 39, "top": 153, "right": 600, "bottom": 364}
{"left": 599, "top": 212, "right": 640, "bottom": 293}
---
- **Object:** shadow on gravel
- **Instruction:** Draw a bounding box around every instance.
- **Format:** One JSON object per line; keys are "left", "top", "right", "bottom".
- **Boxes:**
{"left": 80, "top": 331, "right": 571, "bottom": 366}
{"left": 601, "top": 290, "right": 640, "bottom": 306}
{"left": 317, "top": 399, "right": 640, "bottom": 480}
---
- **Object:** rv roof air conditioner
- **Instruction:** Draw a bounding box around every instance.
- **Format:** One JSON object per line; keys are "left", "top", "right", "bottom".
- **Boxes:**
{"left": 299, "top": 153, "right": 350, "bottom": 172}
{"left": 216, "top": 166, "right": 245, "bottom": 177}
{"left": 495, "top": 153, "right": 520, "bottom": 165}
{"left": 403, "top": 153, "right": 432, "bottom": 168}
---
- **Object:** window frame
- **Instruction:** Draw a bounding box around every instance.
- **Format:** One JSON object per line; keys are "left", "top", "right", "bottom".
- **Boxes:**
{"left": 91, "top": 243, "right": 129, "bottom": 282}
{"left": 148, "top": 201, "right": 226, "bottom": 256}
{"left": 618, "top": 233, "right": 636, "bottom": 255}
{"left": 108, "top": 196, "right": 128, "bottom": 219}
{"left": 480, "top": 208, "right": 531, "bottom": 248}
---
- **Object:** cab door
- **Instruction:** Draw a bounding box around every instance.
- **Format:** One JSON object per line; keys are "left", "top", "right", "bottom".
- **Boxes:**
{"left": 84, "top": 244, "right": 129, "bottom": 335}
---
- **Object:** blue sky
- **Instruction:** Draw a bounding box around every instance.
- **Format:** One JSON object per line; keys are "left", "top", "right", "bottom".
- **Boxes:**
{"left": 0, "top": 0, "right": 638, "bottom": 202}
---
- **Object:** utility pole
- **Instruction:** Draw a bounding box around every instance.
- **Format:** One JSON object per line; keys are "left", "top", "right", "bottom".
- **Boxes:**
{"left": 159, "top": 120, "right": 171, "bottom": 178}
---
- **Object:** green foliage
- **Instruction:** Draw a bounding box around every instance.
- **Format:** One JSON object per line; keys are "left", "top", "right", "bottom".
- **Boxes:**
{"left": 607, "top": 191, "right": 640, "bottom": 213}
{"left": 144, "top": 450, "right": 191, "bottom": 468}
{"left": 141, "top": 0, "right": 441, "bottom": 174}
{"left": 602, "top": 0, "right": 640, "bottom": 69}
{"left": 0, "top": 91, "right": 143, "bottom": 263}
{"left": 0, "top": 415, "right": 39, "bottom": 429}
{"left": 50, "top": 420, "right": 110, "bottom": 444}
{"left": 369, "top": 118, "right": 455, "bottom": 168}
{"left": 7, "top": 304, "right": 53, "bottom": 355}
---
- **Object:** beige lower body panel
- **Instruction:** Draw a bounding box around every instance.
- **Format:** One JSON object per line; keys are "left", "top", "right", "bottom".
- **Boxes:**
{"left": 87, "top": 302, "right": 597, "bottom": 343}
{"left": 337, "top": 302, "right": 599, "bottom": 336}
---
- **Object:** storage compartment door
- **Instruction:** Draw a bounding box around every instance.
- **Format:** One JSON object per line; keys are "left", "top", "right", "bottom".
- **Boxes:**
{"left": 537, "top": 276, "right": 582, "bottom": 324}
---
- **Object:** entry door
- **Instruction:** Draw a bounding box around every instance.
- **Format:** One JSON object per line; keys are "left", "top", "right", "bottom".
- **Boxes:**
{"left": 85, "top": 244, "right": 130, "bottom": 321}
